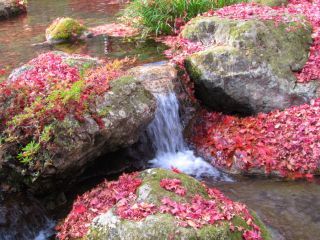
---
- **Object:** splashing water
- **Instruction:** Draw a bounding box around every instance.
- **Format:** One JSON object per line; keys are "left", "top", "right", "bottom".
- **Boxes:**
{"left": 147, "top": 92, "right": 232, "bottom": 181}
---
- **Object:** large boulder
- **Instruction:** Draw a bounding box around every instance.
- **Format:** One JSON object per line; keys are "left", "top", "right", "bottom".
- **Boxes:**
{"left": 0, "top": 52, "right": 156, "bottom": 192}
{"left": 182, "top": 16, "right": 320, "bottom": 115}
{"left": 57, "top": 168, "right": 271, "bottom": 240}
{"left": 0, "top": 0, "right": 27, "bottom": 19}
{"left": 45, "top": 17, "right": 90, "bottom": 44}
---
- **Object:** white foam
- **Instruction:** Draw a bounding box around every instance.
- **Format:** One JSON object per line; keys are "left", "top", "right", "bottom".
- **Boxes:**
{"left": 147, "top": 92, "right": 232, "bottom": 182}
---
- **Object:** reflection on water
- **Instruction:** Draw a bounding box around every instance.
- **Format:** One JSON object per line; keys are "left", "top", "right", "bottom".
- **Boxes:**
{"left": 210, "top": 179, "right": 320, "bottom": 240}
{"left": 0, "top": 0, "right": 166, "bottom": 74}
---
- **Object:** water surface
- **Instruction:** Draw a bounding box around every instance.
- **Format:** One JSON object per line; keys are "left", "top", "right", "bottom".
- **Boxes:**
{"left": 211, "top": 179, "right": 320, "bottom": 240}
{"left": 0, "top": 0, "right": 166, "bottom": 74}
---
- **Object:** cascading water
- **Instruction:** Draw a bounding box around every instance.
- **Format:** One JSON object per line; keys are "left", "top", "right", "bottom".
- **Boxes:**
{"left": 147, "top": 92, "right": 231, "bottom": 181}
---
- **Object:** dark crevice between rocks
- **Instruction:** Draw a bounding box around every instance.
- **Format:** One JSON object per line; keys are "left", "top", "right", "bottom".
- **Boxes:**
{"left": 195, "top": 83, "right": 255, "bottom": 117}
{"left": 39, "top": 131, "right": 156, "bottom": 220}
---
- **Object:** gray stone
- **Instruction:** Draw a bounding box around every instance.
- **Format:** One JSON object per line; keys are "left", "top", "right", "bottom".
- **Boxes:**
{"left": 182, "top": 16, "right": 319, "bottom": 114}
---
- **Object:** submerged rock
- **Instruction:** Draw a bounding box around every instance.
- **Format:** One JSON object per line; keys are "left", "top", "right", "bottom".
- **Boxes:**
{"left": 57, "top": 168, "right": 271, "bottom": 240}
{"left": 182, "top": 16, "right": 320, "bottom": 115}
{"left": 0, "top": 0, "right": 27, "bottom": 19}
{"left": 45, "top": 17, "right": 91, "bottom": 44}
{"left": 0, "top": 52, "right": 156, "bottom": 193}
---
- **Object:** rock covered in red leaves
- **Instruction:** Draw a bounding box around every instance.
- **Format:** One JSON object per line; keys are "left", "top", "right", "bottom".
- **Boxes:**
{"left": 57, "top": 168, "right": 271, "bottom": 240}
{"left": 0, "top": 51, "right": 156, "bottom": 193}
{"left": 0, "top": 0, "right": 27, "bottom": 20}
{"left": 191, "top": 97, "right": 320, "bottom": 179}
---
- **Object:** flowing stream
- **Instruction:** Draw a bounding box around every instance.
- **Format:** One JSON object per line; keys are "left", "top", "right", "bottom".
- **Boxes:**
{"left": 0, "top": 1, "right": 320, "bottom": 239}
{"left": 147, "top": 92, "right": 231, "bottom": 181}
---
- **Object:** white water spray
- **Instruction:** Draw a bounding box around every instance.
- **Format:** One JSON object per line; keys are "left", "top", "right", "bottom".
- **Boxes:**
{"left": 147, "top": 92, "right": 231, "bottom": 181}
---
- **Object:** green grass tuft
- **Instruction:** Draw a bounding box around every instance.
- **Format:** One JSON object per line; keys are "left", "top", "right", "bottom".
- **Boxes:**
{"left": 124, "top": 0, "right": 246, "bottom": 35}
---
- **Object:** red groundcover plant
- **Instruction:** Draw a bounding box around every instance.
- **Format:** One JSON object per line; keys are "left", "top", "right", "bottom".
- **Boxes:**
{"left": 192, "top": 98, "right": 320, "bottom": 179}
{"left": 0, "top": 52, "right": 130, "bottom": 165}
{"left": 57, "top": 170, "right": 264, "bottom": 240}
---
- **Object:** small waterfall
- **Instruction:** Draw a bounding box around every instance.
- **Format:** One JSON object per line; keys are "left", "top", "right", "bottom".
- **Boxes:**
{"left": 147, "top": 93, "right": 185, "bottom": 153}
{"left": 147, "top": 92, "right": 231, "bottom": 181}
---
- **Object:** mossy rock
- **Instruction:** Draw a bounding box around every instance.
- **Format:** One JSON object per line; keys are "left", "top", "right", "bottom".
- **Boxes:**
{"left": 0, "top": 52, "right": 157, "bottom": 193}
{"left": 45, "top": 17, "right": 88, "bottom": 44}
{"left": 87, "top": 168, "right": 271, "bottom": 240}
{"left": 250, "top": 0, "right": 288, "bottom": 7}
{"left": 181, "top": 15, "right": 320, "bottom": 114}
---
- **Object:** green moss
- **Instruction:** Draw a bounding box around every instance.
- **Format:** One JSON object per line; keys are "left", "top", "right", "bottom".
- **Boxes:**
{"left": 89, "top": 211, "right": 231, "bottom": 240}
{"left": 184, "top": 15, "right": 312, "bottom": 81}
{"left": 250, "top": 0, "right": 287, "bottom": 6}
{"left": 229, "top": 216, "right": 250, "bottom": 240}
{"left": 97, "top": 106, "right": 112, "bottom": 117}
{"left": 138, "top": 168, "right": 208, "bottom": 205}
{"left": 197, "top": 223, "right": 231, "bottom": 240}
{"left": 110, "top": 76, "right": 136, "bottom": 93}
{"left": 46, "top": 17, "right": 87, "bottom": 41}
{"left": 185, "top": 56, "right": 203, "bottom": 82}
{"left": 250, "top": 211, "right": 272, "bottom": 240}
{"left": 63, "top": 56, "right": 99, "bottom": 72}
{"left": 229, "top": 20, "right": 255, "bottom": 41}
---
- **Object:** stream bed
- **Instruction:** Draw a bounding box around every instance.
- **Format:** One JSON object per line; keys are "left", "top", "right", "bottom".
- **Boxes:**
{"left": 0, "top": 1, "right": 320, "bottom": 240}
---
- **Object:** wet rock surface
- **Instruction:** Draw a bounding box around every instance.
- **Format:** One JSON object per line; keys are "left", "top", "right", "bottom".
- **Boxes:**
{"left": 213, "top": 179, "right": 320, "bottom": 240}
